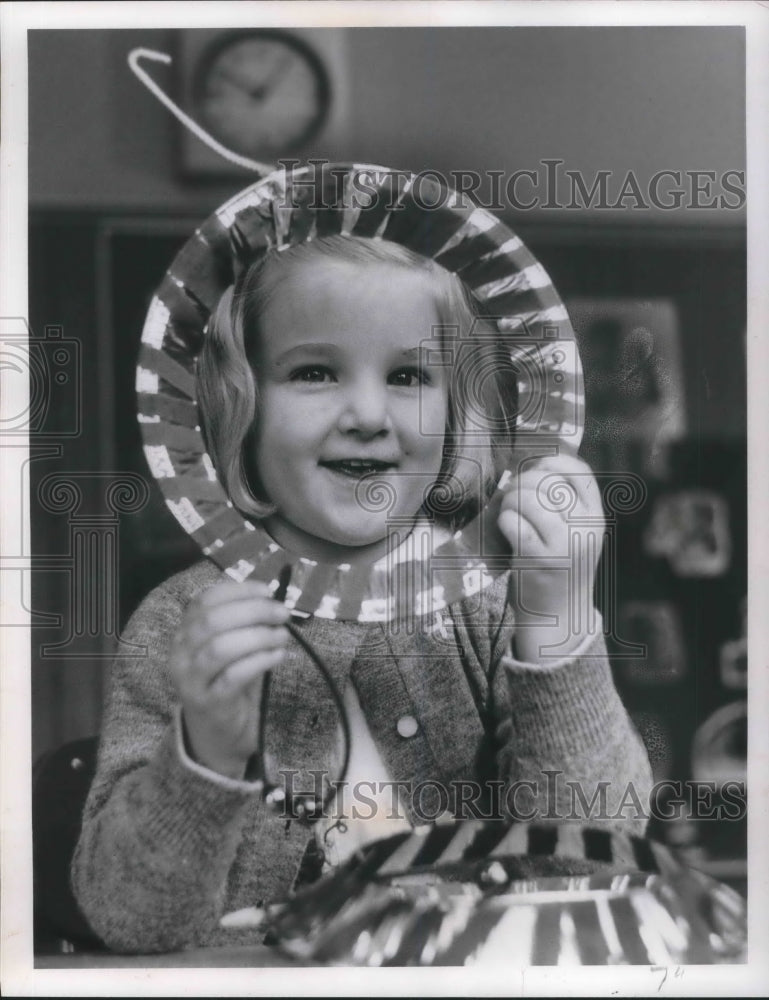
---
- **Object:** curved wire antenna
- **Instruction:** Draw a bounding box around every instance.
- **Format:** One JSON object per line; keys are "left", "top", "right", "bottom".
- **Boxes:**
{"left": 127, "top": 47, "right": 275, "bottom": 177}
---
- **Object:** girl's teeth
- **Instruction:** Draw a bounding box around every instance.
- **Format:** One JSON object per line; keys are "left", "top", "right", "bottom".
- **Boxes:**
{"left": 324, "top": 461, "right": 391, "bottom": 477}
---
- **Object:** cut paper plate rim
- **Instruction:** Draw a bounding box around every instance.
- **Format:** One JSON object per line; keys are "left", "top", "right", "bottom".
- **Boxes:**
{"left": 137, "top": 161, "right": 585, "bottom": 621}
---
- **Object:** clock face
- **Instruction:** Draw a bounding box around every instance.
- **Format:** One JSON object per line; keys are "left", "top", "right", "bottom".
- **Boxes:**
{"left": 193, "top": 31, "right": 330, "bottom": 159}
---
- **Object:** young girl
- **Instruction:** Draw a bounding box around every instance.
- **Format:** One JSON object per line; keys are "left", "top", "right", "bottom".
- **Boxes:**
{"left": 72, "top": 202, "right": 652, "bottom": 954}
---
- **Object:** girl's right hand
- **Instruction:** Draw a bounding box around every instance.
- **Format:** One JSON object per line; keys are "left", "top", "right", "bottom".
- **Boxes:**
{"left": 168, "top": 579, "right": 291, "bottom": 780}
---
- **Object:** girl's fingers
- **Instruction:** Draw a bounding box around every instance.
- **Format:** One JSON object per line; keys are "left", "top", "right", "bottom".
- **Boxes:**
{"left": 519, "top": 456, "right": 601, "bottom": 509}
{"left": 176, "top": 624, "right": 289, "bottom": 694}
{"left": 501, "top": 462, "right": 602, "bottom": 525}
{"left": 198, "top": 624, "right": 290, "bottom": 672}
{"left": 194, "top": 595, "right": 291, "bottom": 634}
{"left": 523, "top": 454, "right": 591, "bottom": 476}
{"left": 507, "top": 471, "right": 587, "bottom": 510}
{"left": 499, "top": 486, "right": 582, "bottom": 552}
{"left": 196, "top": 578, "right": 281, "bottom": 609}
{"left": 219, "top": 907, "right": 265, "bottom": 929}
{"left": 498, "top": 509, "right": 548, "bottom": 551}
{"left": 499, "top": 485, "right": 561, "bottom": 546}
{"left": 209, "top": 646, "right": 287, "bottom": 696}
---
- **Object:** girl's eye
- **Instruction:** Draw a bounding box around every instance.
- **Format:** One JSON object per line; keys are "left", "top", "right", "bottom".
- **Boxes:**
{"left": 389, "top": 367, "right": 430, "bottom": 388}
{"left": 290, "top": 366, "right": 335, "bottom": 384}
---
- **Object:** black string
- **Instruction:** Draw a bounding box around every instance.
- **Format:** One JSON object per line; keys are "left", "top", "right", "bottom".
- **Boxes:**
{"left": 282, "top": 616, "right": 352, "bottom": 820}
{"left": 487, "top": 571, "right": 518, "bottom": 695}
{"left": 472, "top": 571, "right": 517, "bottom": 814}
{"left": 253, "top": 564, "right": 351, "bottom": 825}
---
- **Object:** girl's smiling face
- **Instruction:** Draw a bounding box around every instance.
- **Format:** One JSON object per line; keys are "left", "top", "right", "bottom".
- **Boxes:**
{"left": 253, "top": 257, "right": 448, "bottom": 563}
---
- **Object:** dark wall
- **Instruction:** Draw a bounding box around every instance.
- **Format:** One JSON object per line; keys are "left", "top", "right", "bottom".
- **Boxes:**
{"left": 29, "top": 27, "right": 744, "bottom": 225}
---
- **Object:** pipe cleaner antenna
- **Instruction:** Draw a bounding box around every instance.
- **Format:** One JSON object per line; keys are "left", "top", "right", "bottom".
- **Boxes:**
{"left": 127, "top": 47, "right": 274, "bottom": 177}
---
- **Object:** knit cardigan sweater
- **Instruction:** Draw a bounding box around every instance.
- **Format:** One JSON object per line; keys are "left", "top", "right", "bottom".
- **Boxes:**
{"left": 71, "top": 559, "right": 653, "bottom": 954}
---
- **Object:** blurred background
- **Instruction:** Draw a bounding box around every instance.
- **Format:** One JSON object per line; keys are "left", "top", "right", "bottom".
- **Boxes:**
{"left": 27, "top": 26, "right": 746, "bottom": 891}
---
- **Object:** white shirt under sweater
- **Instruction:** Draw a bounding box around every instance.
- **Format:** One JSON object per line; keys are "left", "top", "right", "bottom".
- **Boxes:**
{"left": 314, "top": 683, "right": 413, "bottom": 869}
{"left": 310, "top": 520, "right": 451, "bottom": 868}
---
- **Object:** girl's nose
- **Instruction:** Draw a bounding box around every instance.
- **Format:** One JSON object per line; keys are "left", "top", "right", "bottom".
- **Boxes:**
{"left": 337, "top": 382, "right": 392, "bottom": 437}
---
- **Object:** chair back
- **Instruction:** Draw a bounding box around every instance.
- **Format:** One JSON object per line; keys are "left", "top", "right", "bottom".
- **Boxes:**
{"left": 33, "top": 736, "right": 105, "bottom": 952}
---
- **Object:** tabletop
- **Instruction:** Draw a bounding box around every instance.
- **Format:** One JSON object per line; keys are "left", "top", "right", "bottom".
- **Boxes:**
{"left": 35, "top": 945, "right": 312, "bottom": 969}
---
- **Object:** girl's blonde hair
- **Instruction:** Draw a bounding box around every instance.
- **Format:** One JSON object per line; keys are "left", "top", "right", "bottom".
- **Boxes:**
{"left": 197, "top": 235, "right": 517, "bottom": 531}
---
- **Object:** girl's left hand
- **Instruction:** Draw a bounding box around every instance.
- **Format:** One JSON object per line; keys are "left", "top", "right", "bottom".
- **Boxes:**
{"left": 497, "top": 454, "right": 605, "bottom": 665}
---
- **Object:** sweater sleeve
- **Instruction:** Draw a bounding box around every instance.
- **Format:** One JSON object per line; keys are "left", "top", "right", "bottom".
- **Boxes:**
{"left": 70, "top": 567, "right": 265, "bottom": 954}
{"left": 495, "top": 621, "right": 653, "bottom": 836}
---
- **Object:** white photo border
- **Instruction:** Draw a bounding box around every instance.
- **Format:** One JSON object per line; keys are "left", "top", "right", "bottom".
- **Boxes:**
{"left": 2, "top": 1, "right": 768, "bottom": 996}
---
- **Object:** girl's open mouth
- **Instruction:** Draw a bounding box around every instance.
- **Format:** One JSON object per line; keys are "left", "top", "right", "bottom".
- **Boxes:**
{"left": 320, "top": 459, "right": 397, "bottom": 480}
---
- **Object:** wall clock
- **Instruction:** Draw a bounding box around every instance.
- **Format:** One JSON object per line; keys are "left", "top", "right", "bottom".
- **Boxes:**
{"left": 176, "top": 28, "right": 348, "bottom": 178}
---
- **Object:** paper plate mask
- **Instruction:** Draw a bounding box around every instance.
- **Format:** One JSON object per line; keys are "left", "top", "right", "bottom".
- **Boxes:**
{"left": 265, "top": 819, "right": 746, "bottom": 966}
{"left": 137, "top": 163, "right": 584, "bottom": 621}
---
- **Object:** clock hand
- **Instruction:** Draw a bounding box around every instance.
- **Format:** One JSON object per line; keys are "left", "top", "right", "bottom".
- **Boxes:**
{"left": 248, "top": 53, "right": 292, "bottom": 101}
{"left": 210, "top": 68, "right": 262, "bottom": 101}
